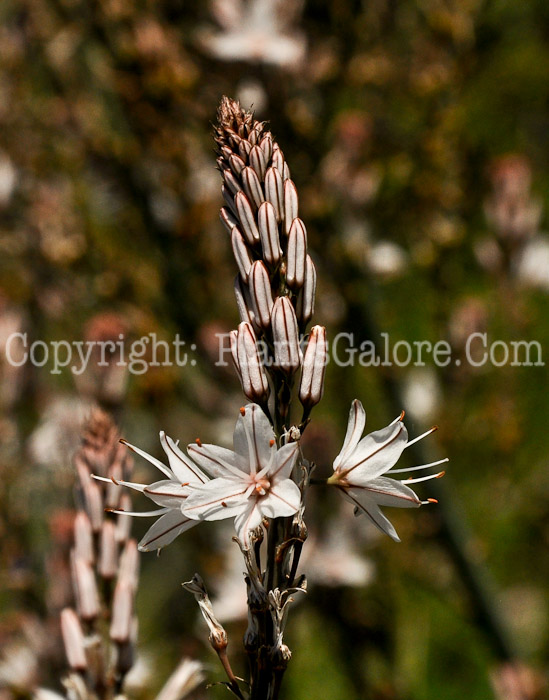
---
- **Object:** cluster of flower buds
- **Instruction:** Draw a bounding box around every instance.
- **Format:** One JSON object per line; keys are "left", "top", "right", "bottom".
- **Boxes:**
{"left": 62, "top": 410, "right": 140, "bottom": 687}
{"left": 215, "top": 97, "right": 326, "bottom": 417}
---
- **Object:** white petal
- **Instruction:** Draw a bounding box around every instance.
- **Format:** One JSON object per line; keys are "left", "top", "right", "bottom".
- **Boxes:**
{"left": 187, "top": 443, "right": 242, "bottom": 479}
{"left": 138, "top": 511, "right": 198, "bottom": 552}
{"left": 333, "top": 400, "right": 366, "bottom": 470}
{"left": 267, "top": 442, "right": 299, "bottom": 481}
{"left": 182, "top": 478, "right": 248, "bottom": 521}
{"left": 143, "top": 479, "right": 192, "bottom": 508}
{"left": 341, "top": 487, "right": 401, "bottom": 542}
{"left": 234, "top": 499, "right": 263, "bottom": 546}
{"left": 259, "top": 479, "right": 301, "bottom": 518}
{"left": 342, "top": 421, "right": 408, "bottom": 482}
{"left": 233, "top": 403, "right": 275, "bottom": 473}
{"left": 160, "top": 432, "right": 208, "bottom": 484}
{"left": 121, "top": 439, "right": 174, "bottom": 479}
{"left": 362, "top": 477, "right": 421, "bottom": 508}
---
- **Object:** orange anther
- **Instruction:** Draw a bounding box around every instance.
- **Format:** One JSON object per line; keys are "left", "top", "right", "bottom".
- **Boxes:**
{"left": 240, "top": 407, "right": 246, "bottom": 416}
{"left": 269, "top": 439, "right": 275, "bottom": 447}
{"left": 436, "top": 471, "right": 445, "bottom": 478}
{"left": 195, "top": 438, "right": 202, "bottom": 446}
{"left": 427, "top": 498, "right": 438, "bottom": 504}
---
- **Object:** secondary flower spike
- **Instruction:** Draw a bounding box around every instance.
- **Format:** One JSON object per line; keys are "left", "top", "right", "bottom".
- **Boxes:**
{"left": 184, "top": 403, "right": 302, "bottom": 547}
{"left": 93, "top": 432, "right": 209, "bottom": 552}
{"left": 328, "top": 400, "right": 446, "bottom": 542}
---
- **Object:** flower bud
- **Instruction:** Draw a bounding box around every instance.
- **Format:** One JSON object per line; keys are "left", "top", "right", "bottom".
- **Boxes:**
{"left": 115, "top": 492, "right": 132, "bottom": 544}
{"left": 98, "top": 520, "right": 118, "bottom": 580}
{"left": 286, "top": 219, "right": 307, "bottom": 289}
{"left": 110, "top": 581, "right": 134, "bottom": 644}
{"left": 250, "top": 145, "right": 267, "bottom": 179}
{"left": 236, "top": 322, "right": 270, "bottom": 403}
{"left": 235, "top": 191, "right": 260, "bottom": 244}
{"left": 260, "top": 133, "right": 273, "bottom": 163}
{"left": 222, "top": 184, "right": 237, "bottom": 217}
{"left": 71, "top": 553, "right": 100, "bottom": 621}
{"left": 118, "top": 539, "right": 140, "bottom": 591}
{"left": 234, "top": 275, "right": 259, "bottom": 331}
{"left": 231, "top": 227, "right": 253, "bottom": 282}
{"left": 73, "top": 511, "right": 94, "bottom": 565}
{"left": 223, "top": 168, "right": 241, "bottom": 196}
{"left": 296, "top": 255, "right": 317, "bottom": 326}
{"left": 249, "top": 261, "right": 274, "bottom": 329}
{"left": 299, "top": 326, "right": 327, "bottom": 409}
{"left": 242, "top": 166, "right": 264, "bottom": 209}
{"left": 283, "top": 179, "right": 298, "bottom": 234}
{"left": 220, "top": 206, "right": 238, "bottom": 234}
{"left": 228, "top": 153, "right": 246, "bottom": 176}
{"left": 265, "top": 166, "right": 284, "bottom": 222}
{"left": 61, "top": 608, "right": 87, "bottom": 671}
{"left": 272, "top": 297, "right": 301, "bottom": 375}
{"left": 258, "top": 201, "right": 282, "bottom": 265}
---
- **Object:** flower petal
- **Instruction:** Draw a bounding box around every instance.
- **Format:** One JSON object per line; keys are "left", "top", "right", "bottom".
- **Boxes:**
{"left": 259, "top": 479, "right": 302, "bottom": 518}
{"left": 160, "top": 432, "right": 208, "bottom": 484}
{"left": 341, "top": 487, "right": 401, "bottom": 542}
{"left": 333, "top": 400, "right": 366, "bottom": 470}
{"left": 138, "top": 510, "right": 198, "bottom": 552}
{"left": 267, "top": 442, "right": 299, "bottom": 481}
{"left": 234, "top": 499, "right": 264, "bottom": 546}
{"left": 361, "top": 477, "right": 421, "bottom": 508}
{"left": 143, "top": 479, "right": 192, "bottom": 508}
{"left": 182, "top": 478, "right": 248, "bottom": 521}
{"left": 233, "top": 403, "right": 275, "bottom": 473}
{"left": 342, "top": 421, "right": 408, "bottom": 482}
{"left": 187, "top": 443, "right": 242, "bottom": 479}
{"left": 120, "top": 439, "right": 174, "bottom": 479}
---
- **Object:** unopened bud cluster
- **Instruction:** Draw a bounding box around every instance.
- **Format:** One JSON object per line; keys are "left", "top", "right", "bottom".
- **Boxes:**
{"left": 62, "top": 410, "right": 140, "bottom": 686}
{"left": 216, "top": 97, "right": 326, "bottom": 414}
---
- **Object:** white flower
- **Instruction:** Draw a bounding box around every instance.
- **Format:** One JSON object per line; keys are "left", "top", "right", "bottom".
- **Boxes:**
{"left": 94, "top": 432, "right": 209, "bottom": 552}
{"left": 183, "top": 404, "right": 301, "bottom": 546}
{"left": 328, "top": 400, "right": 446, "bottom": 542}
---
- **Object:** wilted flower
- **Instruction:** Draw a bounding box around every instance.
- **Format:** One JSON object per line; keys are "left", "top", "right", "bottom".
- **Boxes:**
{"left": 183, "top": 404, "right": 301, "bottom": 546}
{"left": 94, "top": 433, "right": 209, "bottom": 552}
{"left": 328, "top": 400, "right": 446, "bottom": 542}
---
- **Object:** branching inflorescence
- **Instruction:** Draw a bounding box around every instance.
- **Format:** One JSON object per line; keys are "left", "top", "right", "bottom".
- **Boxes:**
{"left": 101, "top": 97, "right": 445, "bottom": 700}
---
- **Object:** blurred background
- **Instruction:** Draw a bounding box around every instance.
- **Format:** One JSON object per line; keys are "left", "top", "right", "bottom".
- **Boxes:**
{"left": 1, "top": 1, "right": 549, "bottom": 698}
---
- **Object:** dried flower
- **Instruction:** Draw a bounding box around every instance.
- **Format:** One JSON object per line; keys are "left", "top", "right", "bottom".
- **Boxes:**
{"left": 328, "top": 400, "right": 446, "bottom": 541}
{"left": 184, "top": 404, "right": 301, "bottom": 547}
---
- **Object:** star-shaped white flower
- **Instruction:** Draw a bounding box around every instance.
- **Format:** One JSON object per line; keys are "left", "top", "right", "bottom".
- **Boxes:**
{"left": 183, "top": 404, "right": 301, "bottom": 547}
{"left": 328, "top": 400, "right": 446, "bottom": 542}
{"left": 94, "top": 432, "right": 209, "bottom": 552}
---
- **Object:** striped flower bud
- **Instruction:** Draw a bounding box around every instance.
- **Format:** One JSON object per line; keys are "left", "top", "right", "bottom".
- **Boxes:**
{"left": 220, "top": 206, "right": 239, "bottom": 234}
{"left": 250, "top": 145, "right": 267, "bottom": 179}
{"left": 118, "top": 540, "right": 140, "bottom": 591}
{"left": 231, "top": 227, "right": 253, "bottom": 281}
{"left": 223, "top": 168, "right": 241, "bottom": 196}
{"left": 296, "top": 255, "right": 317, "bottom": 326}
{"left": 98, "top": 520, "right": 118, "bottom": 580}
{"left": 74, "top": 511, "right": 94, "bottom": 565}
{"left": 230, "top": 329, "right": 239, "bottom": 374}
{"left": 249, "top": 261, "right": 274, "bottom": 329}
{"left": 234, "top": 275, "right": 258, "bottom": 331}
{"left": 283, "top": 179, "right": 299, "bottom": 235}
{"left": 110, "top": 581, "right": 134, "bottom": 644}
{"left": 242, "top": 166, "right": 264, "bottom": 209}
{"left": 222, "top": 185, "right": 238, "bottom": 217}
{"left": 61, "top": 608, "right": 87, "bottom": 671}
{"left": 236, "top": 322, "right": 270, "bottom": 403}
{"left": 258, "top": 201, "right": 282, "bottom": 265}
{"left": 260, "top": 133, "right": 273, "bottom": 163}
{"left": 287, "top": 219, "right": 307, "bottom": 289}
{"left": 271, "top": 297, "right": 301, "bottom": 375}
{"left": 71, "top": 553, "right": 100, "bottom": 621}
{"left": 299, "top": 326, "right": 327, "bottom": 409}
{"left": 228, "top": 153, "right": 246, "bottom": 176}
{"left": 235, "top": 191, "right": 260, "bottom": 245}
{"left": 115, "top": 494, "right": 132, "bottom": 544}
{"left": 265, "top": 166, "right": 284, "bottom": 222}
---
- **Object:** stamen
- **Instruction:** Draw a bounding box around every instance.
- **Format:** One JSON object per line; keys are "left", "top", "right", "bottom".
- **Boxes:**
{"left": 269, "top": 439, "right": 275, "bottom": 447}
{"left": 390, "top": 410, "right": 405, "bottom": 425}
{"left": 109, "top": 507, "right": 170, "bottom": 517}
{"left": 427, "top": 498, "right": 438, "bottom": 503}
{"left": 240, "top": 406, "right": 246, "bottom": 416}
{"left": 405, "top": 425, "right": 438, "bottom": 448}
{"left": 403, "top": 471, "right": 445, "bottom": 484}
{"left": 195, "top": 438, "right": 202, "bottom": 446}
{"left": 387, "top": 458, "right": 449, "bottom": 474}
